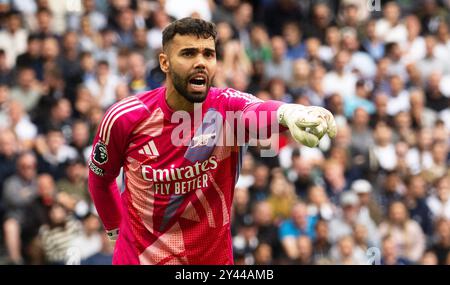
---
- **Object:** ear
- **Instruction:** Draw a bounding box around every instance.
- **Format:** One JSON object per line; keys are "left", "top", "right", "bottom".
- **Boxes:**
{"left": 159, "top": 52, "right": 170, "bottom": 73}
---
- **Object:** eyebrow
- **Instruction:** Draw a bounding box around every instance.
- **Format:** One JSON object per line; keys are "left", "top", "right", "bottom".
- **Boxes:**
{"left": 179, "top": 47, "right": 216, "bottom": 54}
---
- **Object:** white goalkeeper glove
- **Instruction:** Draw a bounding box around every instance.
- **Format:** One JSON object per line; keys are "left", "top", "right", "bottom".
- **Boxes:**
{"left": 106, "top": 228, "right": 119, "bottom": 241}
{"left": 277, "top": 104, "right": 337, "bottom": 148}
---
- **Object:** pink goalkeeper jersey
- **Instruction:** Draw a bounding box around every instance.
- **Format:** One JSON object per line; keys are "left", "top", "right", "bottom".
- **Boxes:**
{"left": 88, "top": 86, "right": 285, "bottom": 265}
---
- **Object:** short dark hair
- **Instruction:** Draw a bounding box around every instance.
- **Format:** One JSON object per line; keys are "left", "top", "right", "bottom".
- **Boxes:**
{"left": 97, "top": 60, "right": 109, "bottom": 67}
{"left": 46, "top": 126, "right": 63, "bottom": 135}
{"left": 37, "top": 7, "right": 52, "bottom": 16}
{"left": 27, "top": 34, "right": 41, "bottom": 43}
{"left": 162, "top": 17, "right": 217, "bottom": 50}
{"left": 7, "top": 10, "right": 21, "bottom": 19}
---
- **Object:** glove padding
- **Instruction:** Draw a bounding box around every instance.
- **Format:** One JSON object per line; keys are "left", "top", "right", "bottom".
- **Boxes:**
{"left": 278, "top": 104, "right": 337, "bottom": 147}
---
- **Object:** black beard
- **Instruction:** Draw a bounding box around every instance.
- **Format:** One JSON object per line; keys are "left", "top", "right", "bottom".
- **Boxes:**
{"left": 170, "top": 68, "right": 211, "bottom": 103}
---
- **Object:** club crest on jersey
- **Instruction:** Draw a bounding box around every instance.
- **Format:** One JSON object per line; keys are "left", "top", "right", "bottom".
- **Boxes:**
{"left": 93, "top": 141, "right": 108, "bottom": 165}
{"left": 191, "top": 133, "right": 216, "bottom": 148}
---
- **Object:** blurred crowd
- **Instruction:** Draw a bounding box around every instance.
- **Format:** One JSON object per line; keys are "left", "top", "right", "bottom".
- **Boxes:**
{"left": 0, "top": 0, "right": 448, "bottom": 265}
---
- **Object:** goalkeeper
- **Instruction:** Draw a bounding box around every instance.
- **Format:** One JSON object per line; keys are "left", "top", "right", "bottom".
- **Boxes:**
{"left": 88, "top": 17, "right": 336, "bottom": 265}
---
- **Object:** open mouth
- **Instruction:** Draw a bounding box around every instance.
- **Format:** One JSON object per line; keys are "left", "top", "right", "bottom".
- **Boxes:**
{"left": 188, "top": 74, "right": 207, "bottom": 91}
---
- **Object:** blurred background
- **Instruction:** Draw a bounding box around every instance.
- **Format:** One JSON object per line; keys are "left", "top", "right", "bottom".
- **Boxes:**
{"left": 0, "top": 0, "right": 448, "bottom": 265}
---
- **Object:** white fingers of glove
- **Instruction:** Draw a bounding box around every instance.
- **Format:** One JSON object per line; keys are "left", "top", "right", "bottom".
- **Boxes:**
{"left": 278, "top": 104, "right": 337, "bottom": 148}
{"left": 300, "top": 106, "right": 337, "bottom": 139}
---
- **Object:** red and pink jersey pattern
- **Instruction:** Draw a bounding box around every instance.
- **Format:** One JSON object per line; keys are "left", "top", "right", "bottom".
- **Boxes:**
{"left": 88, "top": 87, "right": 284, "bottom": 265}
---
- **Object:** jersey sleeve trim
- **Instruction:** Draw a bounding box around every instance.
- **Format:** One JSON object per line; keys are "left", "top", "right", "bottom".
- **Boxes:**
{"left": 98, "top": 96, "right": 145, "bottom": 145}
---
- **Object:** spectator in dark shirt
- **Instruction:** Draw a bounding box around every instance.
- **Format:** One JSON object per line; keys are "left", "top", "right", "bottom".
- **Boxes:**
{"left": 0, "top": 50, "right": 13, "bottom": 85}
{"left": 430, "top": 218, "right": 450, "bottom": 265}
{"left": 15, "top": 35, "right": 44, "bottom": 81}
{"left": 403, "top": 175, "right": 434, "bottom": 236}
{"left": 2, "top": 152, "right": 38, "bottom": 264}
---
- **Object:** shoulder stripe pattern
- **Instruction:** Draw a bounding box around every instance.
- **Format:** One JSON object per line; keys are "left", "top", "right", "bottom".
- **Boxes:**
{"left": 104, "top": 104, "right": 143, "bottom": 145}
{"left": 99, "top": 96, "right": 136, "bottom": 140}
{"left": 99, "top": 97, "right": 144, "bottom": 144}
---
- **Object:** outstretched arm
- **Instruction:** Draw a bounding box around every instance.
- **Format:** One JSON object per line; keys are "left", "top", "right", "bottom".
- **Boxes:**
{"left": 225, "top": 88, "right": 337, "bottom": 147}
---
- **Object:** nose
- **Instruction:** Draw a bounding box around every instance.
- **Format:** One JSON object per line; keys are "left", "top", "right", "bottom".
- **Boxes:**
{"left": 193, "top": 54, "right": 207, "bottom": 70}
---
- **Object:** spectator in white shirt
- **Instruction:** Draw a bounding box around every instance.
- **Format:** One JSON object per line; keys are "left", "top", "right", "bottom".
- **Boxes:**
{"left": 386, "top": 75, "right": 410, "bottom": 116}
{"left": 164, "top": 0, "right": 212, "bottom": 21}
{"left": 69, "top": 0, "right": 107, "bottom": 32}
{"left": 379, "top": 201, "right": 426, "bottom": 262}
{"left": 279, "top": 137, "right": 324, "bottom": 171}
{"left": 147, "top": 9, "right": 171, "bottom": 51}
{"left": 417, "top": 35, "right": 449, "bottom": 82}
{"left": 330, "top": 235, "right": 367, "bottom": 265}
{"left": 433, "top": 21, "right": 450, "bottom": 63}
{"left": 409, "top": 88, "right": 438, "bottom": 129}
{"left": 85, "top": 60, "right": 123, "bottom": 109}
{"left": 328, "top": 191, "right": 379, "bottom": 247}
{"left": 341, "top": 27, "right": 376, "bottom": 79}
{"left": 422, "top": 141, "right": 449, "bottom": 184}
{"left": 319, "top": 26, "right": 341, "bottom": 64}
{"left": 0, "top": 11, "right": 28, "bottom": 68}
{"left": 7, "top": 100, "right": 38, "bottom": 149}
{"left": 72, "top": 213, "right": 103, "bottom": 260}
{"left": 375, "top": 2, "right": 407, "bottom": 44}
{"left": 322, "top": 50, "right": 357, "bottom": 98}
{"left": 371, "top": 121, "right": 397, "bottom": 172}
{"left": 9, "top": 67, "right": 41, "bottom": 112}
{"left": 306, "top": 185, "right": 336, "bottom": 221}
{"left": 384, "top": 42, "right": 408, "bottom": 81}
{"left": 264, "top": 36, "right": 293, "bottom": 83}
{"left": 401, "top": 15, "right": 426, "bottom": 64}
{"left": 427, "top": 175, "right": 450, "bottom": 220}
{"left": 94, "top": 28, "right": 118, "bottom": 72}
{"left": 406, "top": 128, "right": 434, "bottom": 174}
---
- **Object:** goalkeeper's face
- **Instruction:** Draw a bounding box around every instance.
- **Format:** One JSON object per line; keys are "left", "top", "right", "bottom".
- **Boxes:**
{"left": 161, "top": 34, "right": 216, "bottom": 103}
